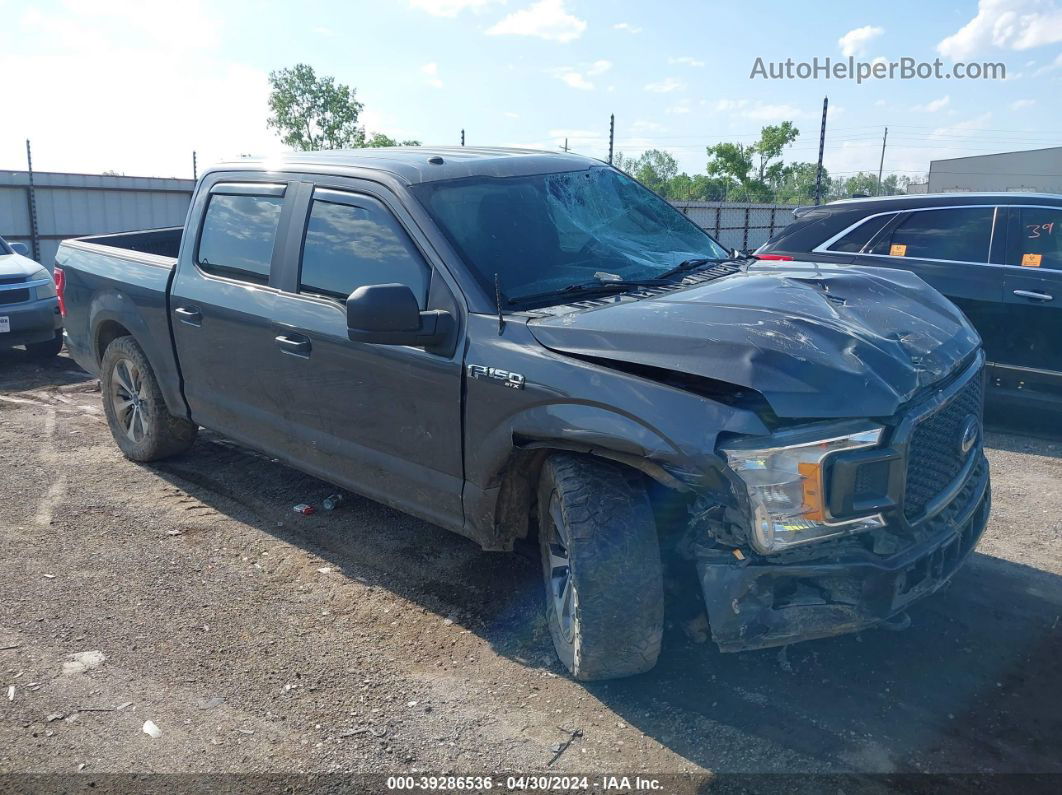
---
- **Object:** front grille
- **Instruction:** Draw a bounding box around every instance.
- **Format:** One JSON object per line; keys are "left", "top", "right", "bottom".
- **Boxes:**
{"left": 904, "top": 368, "right": 984, "bottom": 520}
{"left": 0, "top": 275, "right": 27, "bottom": 285}
{"left": 0, "top": 289, "right": 31, "bottom": 305}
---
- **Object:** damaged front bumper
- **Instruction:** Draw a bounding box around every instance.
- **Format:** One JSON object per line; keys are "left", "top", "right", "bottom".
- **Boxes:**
{"left": 696, "top": 455, "right": 990, "bottom": 652}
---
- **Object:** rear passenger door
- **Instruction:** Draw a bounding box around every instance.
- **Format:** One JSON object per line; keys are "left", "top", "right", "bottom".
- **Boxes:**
{"left": 999, "top": 205, "right": 1062, "bottom": 394}
{"left": 170, "top": 180, "right": 296, "bottom": 453}
{"left": 269, "top": 184, "right": 465, "bottom": 530}
{"left": 856, "top": 206, "right": 1007, "bottom": 363}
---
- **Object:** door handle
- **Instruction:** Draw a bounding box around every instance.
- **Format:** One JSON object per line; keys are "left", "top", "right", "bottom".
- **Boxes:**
{"left": 1012, "top": 289, "right": 1053, "bottom": 302}
{"left": 275, "top": 334, "right": 311, "bottom": 357}
{"left": 174, "top": 306, "right": 202, "bottom": 325}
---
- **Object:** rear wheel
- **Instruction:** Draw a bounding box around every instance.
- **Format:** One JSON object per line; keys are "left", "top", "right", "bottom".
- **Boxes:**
{"left": 537, "top": 453, "right": 664, "bottom": 680}
{"left": 25, "top": 330, "right": 63, "bottom": 359}
{"left": 100, "top": 336, "right": 197, "bottom": 461}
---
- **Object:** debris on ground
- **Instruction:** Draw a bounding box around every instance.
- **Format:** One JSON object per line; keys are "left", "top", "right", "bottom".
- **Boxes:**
{"left": 47, "top": 713, "right": 64, "bottom": 722}
{"left": 322, "top": 494, "right": 344, "bottom": 511}
{"left": 116, "top": 702, "right": 133, "bottom": 711}
{"left": 0, "top": 644, "right": 20, "bottom": 651}
{"left": 292, "top": 504, "right": 316, "bottom": 516}
{"left": 683, "top": 612, "right": 709, "bottom": 644}
{"left": 547, "top": 727, "right": 583, "bottom": 766}
{"left": 198, "top": 696, "right": 224, "bottom": 710}
{"left": 62, "top": 650, "right": 106, "bottom": 675}
{"left": 7, "top": 685, "right": 13, "bottom": 701}
{"left": 142, "top": 720, "right": 161, "bottom": 738}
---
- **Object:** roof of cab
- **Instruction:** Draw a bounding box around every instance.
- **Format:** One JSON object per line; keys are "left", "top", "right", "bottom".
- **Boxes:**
{"left": 213, "top": 147, "right": 604, "bottom": 185}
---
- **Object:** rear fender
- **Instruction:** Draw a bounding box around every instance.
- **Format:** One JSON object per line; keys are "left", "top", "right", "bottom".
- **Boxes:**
{"left": 89, "top": 291, "right": 187, "bottom": 419}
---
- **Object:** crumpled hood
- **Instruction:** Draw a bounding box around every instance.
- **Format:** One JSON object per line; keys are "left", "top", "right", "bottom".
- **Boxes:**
{"left": 0, "top": 252, "right": 43, "bottom": 278}
{"left": 528, "top": 261, "right": 981, "bottom": 419}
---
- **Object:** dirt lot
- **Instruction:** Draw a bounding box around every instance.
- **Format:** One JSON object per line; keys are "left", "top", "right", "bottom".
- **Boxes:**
{"left": 0, "top": 351, "right": 1060, "bottom": 778}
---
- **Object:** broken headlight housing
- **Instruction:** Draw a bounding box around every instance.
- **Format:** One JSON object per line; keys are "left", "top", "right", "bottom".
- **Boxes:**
{"left": 721, "top": 422, "right": 886, "bottom": 554}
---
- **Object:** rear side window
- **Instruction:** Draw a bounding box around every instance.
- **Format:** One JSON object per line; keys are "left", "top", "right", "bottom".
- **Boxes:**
{"left": 1014, "top": 207, "right": 1062, "bottom": 270}
{"left": 299, "top": 195, "right": 430, "bottom": 305}
{"left": 827, "top": 214, "right": 893, "bottom": 253}
{"left": 197, "top": 194, "right": 283, "bottom": 284}
{"left": 867, "top": 207, "right": 994, "bottom": 262}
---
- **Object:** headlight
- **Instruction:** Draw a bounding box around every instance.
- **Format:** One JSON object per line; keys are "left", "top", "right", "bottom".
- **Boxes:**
{"left": 31, "top": 268, "right": 57, "bottom": 299}
{"left": 722, "top": 423, "right": 886, "bottom": 554}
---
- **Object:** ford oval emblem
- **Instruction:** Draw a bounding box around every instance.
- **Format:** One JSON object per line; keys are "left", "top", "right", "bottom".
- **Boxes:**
{"left": 959, "top": 415, "right": 979, "bottom": 457}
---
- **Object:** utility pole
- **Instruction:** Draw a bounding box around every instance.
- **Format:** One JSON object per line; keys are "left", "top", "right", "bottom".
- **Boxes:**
{"left": 460, "top": 129, "right": 465, "bottom": 146}
{"left": 876, "top": 127, "right": 889, "bottom": 196}
{"left": 608, "top": 113, "right": 615, "bottom": 164}
{"left": 25, "top": 139, "right": 40, "bottom": 262}
{"left": 561, "top": 138, "right": 570, "bottom": 153}
{"left": 192, "top": 150, "right": 198, "bottom": 180}
{"left": 813, "top": 96, "right": 828, "bottom": 206}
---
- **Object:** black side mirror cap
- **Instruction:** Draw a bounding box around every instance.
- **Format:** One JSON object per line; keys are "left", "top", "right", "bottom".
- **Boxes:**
{"left": 346, "top": 283, "right": 454, "bottom": 347}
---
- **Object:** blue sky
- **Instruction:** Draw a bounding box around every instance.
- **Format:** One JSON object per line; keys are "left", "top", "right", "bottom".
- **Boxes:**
{"left": 2, "top": 0, "right": 1061, "bottom": 181}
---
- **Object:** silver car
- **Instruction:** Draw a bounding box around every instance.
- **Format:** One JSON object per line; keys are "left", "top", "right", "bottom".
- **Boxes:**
{"left": 0, "top": 236, "right": 63, "bottom": 358}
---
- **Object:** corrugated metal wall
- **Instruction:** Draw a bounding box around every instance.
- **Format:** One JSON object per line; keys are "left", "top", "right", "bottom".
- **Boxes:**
{"left": 0, "top": 171, "right": 802, "bottom": 269}
{"left": 670, "top": 201, "right": 801, "bottom": 252}
{"left": 0, "top": 171, "right": 194, "bottom": 270}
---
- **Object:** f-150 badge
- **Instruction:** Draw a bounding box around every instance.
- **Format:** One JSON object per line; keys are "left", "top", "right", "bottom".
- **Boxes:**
{"left": 468, "top": 364, "right": 525, "bottom": 389}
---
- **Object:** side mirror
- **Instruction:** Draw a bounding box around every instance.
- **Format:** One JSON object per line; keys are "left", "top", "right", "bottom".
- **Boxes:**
{"left": 9, "top": 242, "right": 30, "bottom": 256}
{"left": 346, "top": 283, "right": 454, "bottom": 347}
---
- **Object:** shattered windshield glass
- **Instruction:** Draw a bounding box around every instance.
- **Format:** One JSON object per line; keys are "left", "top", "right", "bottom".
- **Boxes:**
{"left": 412, "top": 167, "right": 729, "bottom": 306}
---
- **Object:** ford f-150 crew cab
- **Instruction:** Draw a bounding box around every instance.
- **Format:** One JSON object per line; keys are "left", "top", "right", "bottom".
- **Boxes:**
{"left": 56, "top": 148, "right": 990, "bottom": 680}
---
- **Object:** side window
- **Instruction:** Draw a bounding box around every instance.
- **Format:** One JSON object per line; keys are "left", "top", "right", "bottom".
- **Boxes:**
{"left": 1014, "top": 207, "right": 1062, "bottom": 270}
{"left": 867, "top": 207, "right": 994, "bottom": 262}
{"left": 299, "top": 194, "right": 430, "bottom": 305}
{"left": 197, "top": 193, "right": 283, "bottom": 285}
{"left": 826, "top": 214, "right": 893, "bottom": 253}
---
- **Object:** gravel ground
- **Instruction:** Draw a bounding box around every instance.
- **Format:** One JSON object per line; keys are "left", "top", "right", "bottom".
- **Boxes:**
{"left": 0, "top": 351, "right": 1060, "bottom": 778}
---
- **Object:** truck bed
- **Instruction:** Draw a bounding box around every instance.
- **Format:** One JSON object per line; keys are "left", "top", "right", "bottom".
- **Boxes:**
{"left": 55, "top": 227, "right": 188, "bottom": 419}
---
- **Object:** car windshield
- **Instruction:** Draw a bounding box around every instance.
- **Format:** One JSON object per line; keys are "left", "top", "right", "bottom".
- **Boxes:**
{"left": 411, "top": 166, "right": 730, "bottom": 306}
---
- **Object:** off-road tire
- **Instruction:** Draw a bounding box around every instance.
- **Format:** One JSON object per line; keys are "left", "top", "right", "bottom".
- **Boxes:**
{"left": 537, "top": 453, "right": 664, "bottom": 680}
{"left": 100, "top": 336, "right": 197, "bottom": 461}
{"left": 25, "top": 330, "right": 64, "bottom": 359}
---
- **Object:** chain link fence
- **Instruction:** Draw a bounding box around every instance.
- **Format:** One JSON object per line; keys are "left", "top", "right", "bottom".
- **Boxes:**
{"left": 670, "top": 201, "right": 802, "bottom": 252}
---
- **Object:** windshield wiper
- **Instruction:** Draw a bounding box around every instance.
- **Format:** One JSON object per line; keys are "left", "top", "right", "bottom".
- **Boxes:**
{"left": 653, "top": 257, "right": 727, "bottom": 281}
{"left": 508, "top": 278, "right": 666, "bottom": 307}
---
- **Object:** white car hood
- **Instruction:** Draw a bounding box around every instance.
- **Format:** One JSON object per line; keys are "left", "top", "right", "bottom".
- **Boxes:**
{"left": 0, "top": 252, "right": 43, "bottom": 279}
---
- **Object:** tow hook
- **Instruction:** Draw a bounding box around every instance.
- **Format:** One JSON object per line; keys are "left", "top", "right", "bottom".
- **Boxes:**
{"left": 880, "top": 611, "right": 912, "bottom": 632}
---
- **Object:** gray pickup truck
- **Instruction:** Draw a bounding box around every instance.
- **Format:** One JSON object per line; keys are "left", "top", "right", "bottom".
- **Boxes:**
{"left": 57, "top": 148, "right": 990, "bottom": 680}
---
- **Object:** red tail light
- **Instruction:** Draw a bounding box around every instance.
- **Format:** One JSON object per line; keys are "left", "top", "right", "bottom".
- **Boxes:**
{"left": 53, "top": 266, "right": 66, "bottom": 317}
{"left": 756, "top": 254, "right": 794, "bottom": 261}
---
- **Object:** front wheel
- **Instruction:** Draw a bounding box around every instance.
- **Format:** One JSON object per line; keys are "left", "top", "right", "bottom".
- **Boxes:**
{"left": 100, "top": 336, "right": 197, "bottom": 461}
{"left": 537, "top": 453, "right": 664, "bottom": 680}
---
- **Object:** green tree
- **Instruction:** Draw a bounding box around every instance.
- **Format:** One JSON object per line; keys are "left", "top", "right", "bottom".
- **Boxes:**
{"left": 364, "top": 132, "right": 422, "bottom": 147}
{"left": 631, "top": 149, "right": 679, "bottom": 195}
{"left": 705, "top": 122, "right": 800, "bottom": 200}
{"left": 775, "top": 161, "right": 826, "bottom": 204}
{"left": 267, "top": 64, "right": 365, "bottom": 150}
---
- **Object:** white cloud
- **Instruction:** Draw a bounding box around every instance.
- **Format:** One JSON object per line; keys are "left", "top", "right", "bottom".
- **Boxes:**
{"left": 1033, "top": 51, "right": 1062, "bottom": 73}
{"left": 668, "top": 56, "right": 705, "bottom": 67}
{"left": 632, "top": 120, "right": 665, "bottom": 131}
{"left": 613, "top": 22, "right": 641, "bottom": 33}
{"left": 311, "top": 25, "right": 333, "bottom": 36}
{"left": 712, "top": 99, "right": 808, "bottom": 121}
{"left": 504, "top": 111, "right": 520, "bottom": 119}
{"left": 912, "top": 95, "right": 951, "bottom": 112}
{"left": 420, "top": 62, "right": 443, "bottom": 88}
{"left": 548, "top": 60, "right": 610, "bottom": 90}
{"left": 938, "top": 0, "right": 1062, "bottom": 59}
{"left": 644, "top": 77, "right": 685, "bottom": 93}
{"left": 487, "top": 0, "right": 586, "bottom": 43}
{"left": 666, "top": 101, "right": 692, "bottom": 114}
{"left": 838, "top": 25, "right": 885, "bottom": 57}
{"left": 1010, "top": 97, "right": 1037, "bottom": 108}
{"left": 408, "top": 0, "right": 500, "bottom": 16}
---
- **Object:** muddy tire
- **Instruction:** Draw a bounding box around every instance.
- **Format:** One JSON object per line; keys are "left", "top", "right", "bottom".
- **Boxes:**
{"left": 100, "top": 336, "right": 197, "bottom": 461}
{"left": 25, "top": 330, "right": 64, "bottom": 359}
{"left": 537, "top": 453, "right": 664, "bottom": 680}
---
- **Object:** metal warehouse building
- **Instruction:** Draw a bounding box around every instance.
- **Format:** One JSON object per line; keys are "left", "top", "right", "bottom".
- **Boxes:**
{"left": 0, "top": 171, "right": 194, "bottom": 270}
{"left": 928, "top": 146, "right": 1062, "bottom": 194}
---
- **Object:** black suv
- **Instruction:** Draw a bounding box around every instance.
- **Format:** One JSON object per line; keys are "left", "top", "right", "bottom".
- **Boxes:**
{"left": 757, "top": 193, "right": 1062, "bottom": 412}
